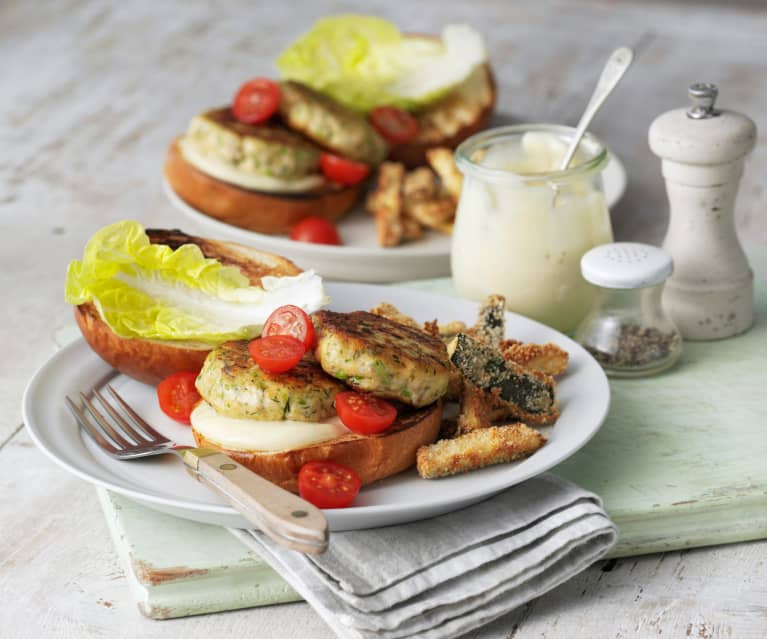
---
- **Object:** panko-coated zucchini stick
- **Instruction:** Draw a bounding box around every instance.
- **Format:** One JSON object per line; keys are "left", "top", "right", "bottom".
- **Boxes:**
{"left": 448, "top": 333, "right": 556, "bottom": 416}
{"left": 500, "top": 340, "right": 569, "bottom": 377}
{"left": 471, "top": 294, "right": 506, "bottom": 348}
{"left": 416, "top": 423, "right": 547, "bottom": 479}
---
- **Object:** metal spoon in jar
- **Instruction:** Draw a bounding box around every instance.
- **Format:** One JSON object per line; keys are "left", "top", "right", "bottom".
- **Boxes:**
{"left": 559, "top": 47, "right": 634, "bottom": 171}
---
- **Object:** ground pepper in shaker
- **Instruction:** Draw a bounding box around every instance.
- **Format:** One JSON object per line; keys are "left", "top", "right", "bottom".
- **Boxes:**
{"left": 574, "top": 243, "right": 682, "bottom": 377}
{"left": 649, "top": 83, "right": 757, "bottom": 340}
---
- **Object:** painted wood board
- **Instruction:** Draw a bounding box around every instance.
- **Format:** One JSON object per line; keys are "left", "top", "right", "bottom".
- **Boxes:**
{"left": 554, "top": 248, "right": 767, "bottom": 557}
{"left": 96, "top": 488, "right": 300, "bottom": 619}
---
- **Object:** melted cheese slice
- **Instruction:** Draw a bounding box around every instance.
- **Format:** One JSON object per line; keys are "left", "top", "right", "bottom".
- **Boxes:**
{"left": 179, "top": 137, "right": 324, "bottom": 193}
{"left": 190, "top": 401, "right": 349, "bottom": 452}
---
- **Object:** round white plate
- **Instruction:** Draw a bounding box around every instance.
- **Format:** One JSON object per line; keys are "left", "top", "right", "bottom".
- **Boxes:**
{"left": 163, "top": 153, "right": 627, "bottom": 283}
{"left": 23, "top": 283, "right": 609, "bottom": 531}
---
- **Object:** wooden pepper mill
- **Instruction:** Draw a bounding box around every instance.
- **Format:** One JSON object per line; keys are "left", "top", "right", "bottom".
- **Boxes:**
{"left": 649, "top": 83, "right": 757, "bottom": 340}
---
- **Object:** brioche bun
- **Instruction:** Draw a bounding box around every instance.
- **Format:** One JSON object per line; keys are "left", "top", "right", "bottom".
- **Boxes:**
{"left": 192, "top": 401, "right": 442, "bottom": 492}
{"left": 74, "top": 229, "right": 302, "bottom": 385}
{"left": 164, "top": 139, "right": 363, "bottom": 235}
{"left": 387, "top": 63, "right": 497, "bottom": 168}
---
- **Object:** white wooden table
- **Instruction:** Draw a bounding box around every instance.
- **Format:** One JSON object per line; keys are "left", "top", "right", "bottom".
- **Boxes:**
{"left": 2, "top": 1, "right": 766, "bottom": 637}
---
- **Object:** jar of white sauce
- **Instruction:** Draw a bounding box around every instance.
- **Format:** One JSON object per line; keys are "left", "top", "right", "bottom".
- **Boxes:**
{"left": 452, "top": 124, "right": 614, "bottom": 333}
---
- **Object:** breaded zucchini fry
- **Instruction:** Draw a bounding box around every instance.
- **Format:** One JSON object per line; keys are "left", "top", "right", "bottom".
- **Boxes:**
{"left": 368, "top": 302, "right": 420, "bottom": 329}
{"left": 407, "top": 196, "right": 455, "bottom": 229}
{"left": 369, "top": 162, "right": 405, "bottom": 246}
{"left": 470, "top": 294, "right": 506, "bottom": 348}
{"left": 401, "top": 213, "right": 423, "bottom": 241}
{"left": 426, "top": 147, "right": 463, "bottom": 202}
{"left": 486, "top": 392, "right": 561, "bottom": 426}
{"left": 448, "top": 333, "right": 556, "bottom": 416}
{"left": 403, "top": 166, "right": 438, "bottom": 203}
{"left": 416, "top": 423, "right": 547, "bottom": 479}
{"left": 500, "top": 340, "right": 569, "bottom": 376}
{"left": 457, "top": 381, "right": 492, "bottom": 433}
{"left": 437, "top": 320, "right": 468, "bottom": 339}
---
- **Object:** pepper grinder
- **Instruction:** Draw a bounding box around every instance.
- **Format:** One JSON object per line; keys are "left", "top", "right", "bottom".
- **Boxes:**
{"left": 649, "top": 83, "right": 757, "bottom": 340}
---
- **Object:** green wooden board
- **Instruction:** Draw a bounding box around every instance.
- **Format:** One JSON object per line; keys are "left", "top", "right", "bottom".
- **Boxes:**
{"left": 91, "top": 248, "right": 766, "bottom": 617}
{"left": 97, "top": 488, "right": 300, "bottom": 619}
{"left": 555, "top": 248, "right": 767, "bottom": 557}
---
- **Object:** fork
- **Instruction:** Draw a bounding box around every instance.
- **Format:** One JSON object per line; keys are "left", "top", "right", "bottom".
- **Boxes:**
{"left": 65, "top": 384, "right": 328, "bottom": 554}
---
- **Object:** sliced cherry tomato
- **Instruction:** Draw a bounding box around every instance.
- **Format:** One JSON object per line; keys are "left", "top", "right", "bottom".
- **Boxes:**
{"left": 232, "top": 78, "right": 280, "bottom": 124}
{"left": 248, "top": 334, "right": 305, "bottom": 373}
{"left": 290, "top": 217, "right": 342, "bottom": 246}
{"left": 262, "top": 304, "right": 316, "bottom": 350}
{"left": 335, "top": 391, "right": 397, "bottom": 435}
{"left": 369, "top": 106, "right": 420, "bottom": 145}
{"left": 297, "top": 460, "right": 362, "bottom": 509}
{"left": 319, "top": 153, "right": 370, "bottom": 186}
{"left": 157, "top": 371, "right": 201, "bottom": 425}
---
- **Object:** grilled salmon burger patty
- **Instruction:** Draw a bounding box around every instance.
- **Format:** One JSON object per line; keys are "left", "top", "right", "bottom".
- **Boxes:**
{"left": 182, "top": 107, "right": 323, "bottom": 185}
{"left": 278, "top": 81, "right": 389, "bottom": 166}
{"left": 313, "top": 310, "right": 451, "bottom": 407}
{"left": 196, "top": 340, "right": 345, "bottom": 421}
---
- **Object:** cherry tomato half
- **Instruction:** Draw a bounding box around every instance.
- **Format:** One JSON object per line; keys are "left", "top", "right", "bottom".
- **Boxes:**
{"left": 297, "top": 460, "right": 362, "bottom": 509}
{"left": 319, "top": 153, "right": 370, "bottom": 186}
{"left": 232, "top": 78, "right": 281, "bottom": 125}
{"left": 248, "top": 334, "right": 306, "bottom": 373}
{"left": 335, "top": 391, "right": 397, "bottom": 435}
{"left": 157, "top": 371, "right": 201, "bottom": 425}
{"left": 262, "top": 304, "right": 316, "bottom": 350}
{"left": 289, "top": 217, "right": 342, "bottom": 246}
{"left": 369, "top": 106, "right": 420, "bottom": 145}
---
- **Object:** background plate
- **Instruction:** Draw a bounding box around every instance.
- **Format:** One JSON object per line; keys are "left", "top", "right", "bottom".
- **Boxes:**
{"left": 164, "top": 153, "right": 627, "bottom": 283}
{"left": 24, "top": 283, "right": 609, "bottom": 531}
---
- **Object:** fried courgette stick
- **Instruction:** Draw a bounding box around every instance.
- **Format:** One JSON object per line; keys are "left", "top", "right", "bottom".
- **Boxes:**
{"left": 416, "top": 423, "right": 547, "bottom": 479}
{"left": 448, "top": 333, "right": 556, "bottom": 416}
{"left": 500, "top": 340, "right": 569, "bottom": 377}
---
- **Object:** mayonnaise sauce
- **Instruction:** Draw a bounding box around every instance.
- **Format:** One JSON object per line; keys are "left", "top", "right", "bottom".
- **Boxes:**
{"left": 452, "top": 131, "right": 613, "bottom": 333}
{"left": 190, "top": 401, "right": 350, "bottom": 452}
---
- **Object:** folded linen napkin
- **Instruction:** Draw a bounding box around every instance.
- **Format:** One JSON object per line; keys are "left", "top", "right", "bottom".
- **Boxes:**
{"left": 230, "top": 474, "right": 616, "bottom": 639}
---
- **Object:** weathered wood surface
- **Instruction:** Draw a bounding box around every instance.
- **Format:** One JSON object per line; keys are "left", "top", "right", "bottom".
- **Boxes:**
{"left": 2, "top": 0, "right": 767, "bottom": 637}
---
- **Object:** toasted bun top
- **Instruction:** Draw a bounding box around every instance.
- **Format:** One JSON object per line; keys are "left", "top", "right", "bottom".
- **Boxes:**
{"left": 75, "top": 229, "right": 303, "bottom": 385}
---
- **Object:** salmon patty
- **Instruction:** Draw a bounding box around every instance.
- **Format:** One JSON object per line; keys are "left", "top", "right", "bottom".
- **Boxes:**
{"left": 313, "top": 310, "right": 450, "bottom": 407}
{"left": 196, "top": 340, "right": 344, "bottom": 421}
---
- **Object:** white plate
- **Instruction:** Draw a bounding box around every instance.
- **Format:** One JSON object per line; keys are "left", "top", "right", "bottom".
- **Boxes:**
{"left": 23, "top": 283, "right": 609, "bottom": 531}
{"left": 163, "top": 154, "right": 627, "bottom": 283}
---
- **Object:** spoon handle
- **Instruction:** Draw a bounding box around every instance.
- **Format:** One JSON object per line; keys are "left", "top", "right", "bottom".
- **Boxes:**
{"left": 559, "top": 47, "right": 634, "bottom": 171}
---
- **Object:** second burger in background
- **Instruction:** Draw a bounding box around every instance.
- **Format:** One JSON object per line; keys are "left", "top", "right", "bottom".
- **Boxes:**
{"left": 165, "top": 76, "right": 388, "bottom": 237}
{"left": 277, "top": 15, "right": 496, "bottom": 168}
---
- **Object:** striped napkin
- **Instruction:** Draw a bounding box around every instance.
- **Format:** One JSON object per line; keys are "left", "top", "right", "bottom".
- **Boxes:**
{"left": 231, "top": 474, "right": 616, "bottom": 639}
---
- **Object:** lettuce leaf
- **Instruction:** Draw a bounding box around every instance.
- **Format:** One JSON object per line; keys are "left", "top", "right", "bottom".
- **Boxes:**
{"left": 65, "top": 221, "right": 327, "bottom": 343}
{"left": 276, "top": 15, "right": 486, "bottom": 112}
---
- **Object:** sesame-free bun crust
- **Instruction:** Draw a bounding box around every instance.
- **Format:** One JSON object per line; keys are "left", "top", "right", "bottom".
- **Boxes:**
{"left": 192, "top": 401, "right": 443, "bottom": 493}
{"left": 164, "top": 138, "right": 363, "bottom": 235}
{"left": 74, "top": 229, "right": 302, "bottom": 385}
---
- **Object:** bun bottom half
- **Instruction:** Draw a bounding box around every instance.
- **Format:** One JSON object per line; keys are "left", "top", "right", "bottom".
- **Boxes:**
{"left": 164, "top": 139, "right": 363, "bottom": 235}
{"left": 192, "top": 402, "right": 443, "bottom": 493}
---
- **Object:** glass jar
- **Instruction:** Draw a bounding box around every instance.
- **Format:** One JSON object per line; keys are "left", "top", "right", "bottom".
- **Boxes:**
{"left": 574, "top": 243, "right": 683, "bottom": 377}
{"left": 452, "top": 124, "right": 613, "bottom": 334}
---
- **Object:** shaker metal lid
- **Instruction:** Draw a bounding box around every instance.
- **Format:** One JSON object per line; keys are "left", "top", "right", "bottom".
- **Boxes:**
{"left": 648, "top": 83, "right": 757, "bottom": 164}
{"left": 581, "top": 242, "right": 673, "bottom": 289}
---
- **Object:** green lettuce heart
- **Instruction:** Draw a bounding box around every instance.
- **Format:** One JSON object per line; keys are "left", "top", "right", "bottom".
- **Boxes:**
{"left": 65, "top": 221, "right": 327, "bottom": 343}
{"left": 276, "top": 15, "right": 487, "bottom": 112}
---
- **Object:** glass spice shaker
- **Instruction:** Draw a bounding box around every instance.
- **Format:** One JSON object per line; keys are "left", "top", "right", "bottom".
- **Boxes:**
{"left": 574, "top": 242, "right": 683, "bottom": 377}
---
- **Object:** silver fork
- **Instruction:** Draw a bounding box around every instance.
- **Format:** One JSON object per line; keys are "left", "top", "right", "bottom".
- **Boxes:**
{"left": 65, "top": 384, "right": 328, "bottom": 554}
